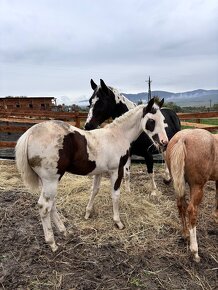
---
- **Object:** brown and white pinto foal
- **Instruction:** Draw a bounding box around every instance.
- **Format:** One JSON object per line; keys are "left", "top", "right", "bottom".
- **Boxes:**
{"left": 166, "top": 129, "right": 218, "bottom": 262}
{"left": 15, "top": 98, "right": 168, "bottom": 251}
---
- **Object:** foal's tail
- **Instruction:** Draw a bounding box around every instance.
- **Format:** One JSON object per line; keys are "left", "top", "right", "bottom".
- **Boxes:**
{"left": 170, "top": 139, "right": 186, "bottom": 197}
{"left": 15, "top": 129, "right": 40, "bottom": 192}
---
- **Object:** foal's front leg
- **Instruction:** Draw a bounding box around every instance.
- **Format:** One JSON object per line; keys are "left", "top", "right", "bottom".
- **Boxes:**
{"left": 85, "top": 174, "right": 102, "bottom": 219}
{"left": 110, "top": 170, "right": 124, "bottom": 229}
{"left": 123, "top": 156, "right": 131, "bottom": 192}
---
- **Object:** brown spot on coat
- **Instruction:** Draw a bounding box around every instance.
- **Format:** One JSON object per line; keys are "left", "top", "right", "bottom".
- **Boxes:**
{"left": 29, "top": 155, "right": 43, "bottom": 168}
{"left": 114, "top": 150, "right": 129, "bottom": 190}
{"left": 57, "top": 131, "right": 96, "bottom": 177}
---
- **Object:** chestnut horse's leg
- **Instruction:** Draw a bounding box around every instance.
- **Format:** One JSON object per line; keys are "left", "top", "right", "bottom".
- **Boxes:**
{"left": 162, "top": 151, "right": 171, "bottom": 184}
{"left": 110, "top": 170, "right": 124, "bottom": 230}
{"left": 187, "top": 185, "right": 204, "bottom": 262}
{"left": 177, "top": 196, "right": 188, "bottom": 238}
{"left": 38, "top": 178, "right": 59, "bottom": 252}
{"left": 212, "top": 181, "right": 218, "bottom": 222}
{"left": 85, "top": 174, "right": 102, "bottom": 219}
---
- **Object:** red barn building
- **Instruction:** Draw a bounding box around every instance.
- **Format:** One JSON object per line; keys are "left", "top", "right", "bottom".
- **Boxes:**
{"left": 0, "top": 96, "right": 57, "bottom": 111}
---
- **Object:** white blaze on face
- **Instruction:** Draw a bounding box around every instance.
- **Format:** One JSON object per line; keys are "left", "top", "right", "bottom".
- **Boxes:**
{"left": 153, "top": 109, "right": 168, "bottom": 144}
{"left": 142, "top": 104, "right": 168, "bottom": 145}
{"left": 85, "top": 95, "right": 99, "bottom": 124}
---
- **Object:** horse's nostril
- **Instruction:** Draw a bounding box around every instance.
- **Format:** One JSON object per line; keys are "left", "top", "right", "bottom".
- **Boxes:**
{"left": 161, "top": 140, "right": 168, "bottom": 148}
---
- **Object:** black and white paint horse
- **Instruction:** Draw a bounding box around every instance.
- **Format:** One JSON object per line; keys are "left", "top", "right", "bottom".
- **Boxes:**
{"left": 15, "top": 98, "right": 168, "bottom": 251}
{"left": 85, "top": 79, "right": 181, "bottom": 195}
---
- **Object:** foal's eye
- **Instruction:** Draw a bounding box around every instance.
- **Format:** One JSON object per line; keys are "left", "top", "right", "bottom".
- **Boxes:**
{"left": 146, "top": 118, "right": 155, "bottom": 132}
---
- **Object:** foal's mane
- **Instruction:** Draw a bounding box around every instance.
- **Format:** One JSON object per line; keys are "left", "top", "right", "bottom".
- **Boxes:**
{"left": 105, "top": 104, "right": 145, "bottom": 129}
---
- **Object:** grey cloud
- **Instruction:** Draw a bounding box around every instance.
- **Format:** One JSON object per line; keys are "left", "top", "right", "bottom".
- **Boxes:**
{"left": 0, "top": 0, "right": 218, "bottom": 99}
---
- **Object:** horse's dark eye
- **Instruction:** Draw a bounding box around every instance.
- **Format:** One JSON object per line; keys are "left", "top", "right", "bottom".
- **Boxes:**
{"left": 87, "top": 105, "right": 90, "bottom": 108}
{"left": 146, "top": 119, "right": 155, "bottom": 132}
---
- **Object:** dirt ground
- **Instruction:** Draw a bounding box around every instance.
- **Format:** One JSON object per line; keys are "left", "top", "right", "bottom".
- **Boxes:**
{"left": 0, "top": 159, "right": 217, "bottom": 290}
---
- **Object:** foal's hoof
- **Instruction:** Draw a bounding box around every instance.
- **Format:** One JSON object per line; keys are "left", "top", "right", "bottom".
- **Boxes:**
{"left": 84, "top": 212, "right": 91, "bottom": 220}
{"left": 50, "top": 243, "right": 58, "bottom": 252}
{"left": 150, "top": 190, "right": 157, "bottom": 197}
{"left": 149, "top": 191, "right": 158, "bottom": 203}
{"left": 193, "top": 254, "right": 200, "bottom": 263}
{"left": 115, "top": 221, "right": 125, "bottom": 230}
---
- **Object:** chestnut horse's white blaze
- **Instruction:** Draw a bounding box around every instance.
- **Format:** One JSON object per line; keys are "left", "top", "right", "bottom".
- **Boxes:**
{"left": 166, "top": 129, "right": 218, "bottom": 262}
{"left": 16, "top": 99, "right": 168, "bottom": 251}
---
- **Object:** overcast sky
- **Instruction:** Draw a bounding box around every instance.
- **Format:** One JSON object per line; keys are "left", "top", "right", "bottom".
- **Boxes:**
{"left": 0, "top": 0, "right": 218, "bottom": 102}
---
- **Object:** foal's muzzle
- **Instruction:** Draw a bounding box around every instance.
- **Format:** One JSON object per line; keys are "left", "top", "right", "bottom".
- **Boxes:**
{"left": 152, "top": 134, "right": 168, "bottom": 151}
{"left": 159, "top": 140, "right": 168, "bottom": 151}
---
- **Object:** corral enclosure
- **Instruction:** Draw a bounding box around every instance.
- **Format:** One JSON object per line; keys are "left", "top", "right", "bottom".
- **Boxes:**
{"left": 0, "top": 106, "right": 218, "bottom": 289}
{"left": 0, "top": 160, "right": 217, "bottom": 289}
{"left": 0, "top": 109, "right": 218, "bottom": 159}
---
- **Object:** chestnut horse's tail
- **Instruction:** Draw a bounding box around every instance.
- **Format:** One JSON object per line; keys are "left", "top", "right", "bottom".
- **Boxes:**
{"left": 170, "top": 139, "right": 186, "bottom": 197}
{"left": 15, "top": 129, "right": 40, "bottom": 192}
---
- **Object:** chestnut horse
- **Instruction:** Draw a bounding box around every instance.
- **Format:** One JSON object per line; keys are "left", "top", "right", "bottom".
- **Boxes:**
{"left": 16, "top": 98, "right": 168, "bottom": 251}
{"left": 166, "top": 129, "right": 218, "bottom": 262}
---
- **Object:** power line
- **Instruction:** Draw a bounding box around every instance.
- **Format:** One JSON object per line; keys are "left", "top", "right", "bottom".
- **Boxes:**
{"left": 145, "top": 76, "right": 152, "bottom": 102}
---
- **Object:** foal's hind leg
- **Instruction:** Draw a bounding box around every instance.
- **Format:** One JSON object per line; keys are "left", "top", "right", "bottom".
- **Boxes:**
{"left": 38, "top": 178, "right": 59, "bottom": 252}
{"left": 187, "top": 185, "right": 204, "bottom": 262}
{"left": 212, "top": 181, "right": 218, "bottom": 222}
{"left": 50, "top": 201, "right": 67, "bottom": 237}
{"left": 85, "top": 174, "right": 102, "bottom": 219}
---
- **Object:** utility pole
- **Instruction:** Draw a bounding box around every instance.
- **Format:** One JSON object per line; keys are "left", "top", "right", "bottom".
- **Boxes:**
{"left": 146, "top": 76, "right": 152, "bottom": 102}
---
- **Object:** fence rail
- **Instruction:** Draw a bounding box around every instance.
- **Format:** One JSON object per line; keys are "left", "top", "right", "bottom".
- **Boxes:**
{"left": 177, "top": 111, "right": 218, "bottom": 119}
{"left": 177, "top": 111, "right": 218, "bottom": 132}
{"left": 0, "top": 110, "right": 218, "bottom": 151}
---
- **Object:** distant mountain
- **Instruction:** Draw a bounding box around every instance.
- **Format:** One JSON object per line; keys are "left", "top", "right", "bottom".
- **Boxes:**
{"left": 52, "top": 89, "right": 218, "bottom": 107}
{"left": 123, "top": 89, "right": 218, "bottom": 107}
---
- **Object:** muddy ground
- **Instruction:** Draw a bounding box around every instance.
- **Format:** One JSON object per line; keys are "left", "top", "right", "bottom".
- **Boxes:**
{"left": 0, "top": 160, "right": 217, "bottom": 290}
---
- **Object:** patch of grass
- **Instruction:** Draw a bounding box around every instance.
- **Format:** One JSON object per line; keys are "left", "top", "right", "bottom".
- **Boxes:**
{"left": 184, "top": 118, "right": 218, "bottom": 125}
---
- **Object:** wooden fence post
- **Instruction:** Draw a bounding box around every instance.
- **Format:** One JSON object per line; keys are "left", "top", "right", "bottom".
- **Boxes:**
{"left": 75, "top": 112, "right": 80, "bottom": 128}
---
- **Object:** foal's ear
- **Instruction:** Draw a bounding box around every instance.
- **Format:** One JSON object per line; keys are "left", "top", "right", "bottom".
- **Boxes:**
{"left": 159, "top": 98, "right": 164, "bottom": 108}
{"left": 146, "top": 98, "right": 155, "bottom": 113}
{"left": 100, "top": 79, "right": 109, "bottom": 94}
{"left": 90, "top": 79, "right": 97, "bottom": 90}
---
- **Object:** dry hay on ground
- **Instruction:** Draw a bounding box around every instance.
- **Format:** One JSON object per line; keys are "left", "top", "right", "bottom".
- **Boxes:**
{"left": 0, "top": 159, "right": 217, "bottom": 290}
